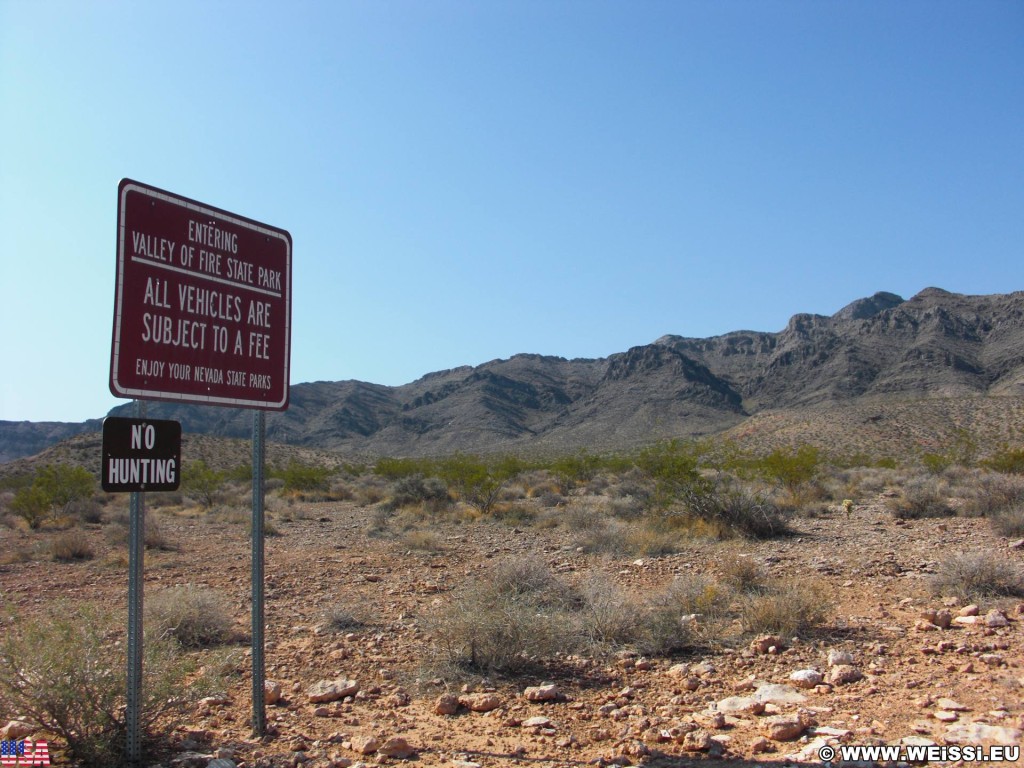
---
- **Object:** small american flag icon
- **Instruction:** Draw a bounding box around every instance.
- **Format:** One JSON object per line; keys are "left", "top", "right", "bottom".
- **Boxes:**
{"left": 0, "top": 740, "right": 50, "bottom": 766}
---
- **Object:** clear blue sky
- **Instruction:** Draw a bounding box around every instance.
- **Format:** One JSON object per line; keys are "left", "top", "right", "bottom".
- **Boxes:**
{"left": 2, "top": 1, "right": 1021, "bottom": 422}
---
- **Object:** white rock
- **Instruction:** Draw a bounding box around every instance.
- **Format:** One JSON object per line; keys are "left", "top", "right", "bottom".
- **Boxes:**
{"left": 789, "top": 669, "right": 823, "bottom": 689}
{"left": 524, "top": 683, "right": 559, "bottom": 702}
{"left": 944, "top": 723, "right": 1023, "bottom": 746}
{"left": 378, "top": 737, "right": 414, "bottom": 758}
{"left": 827, "top": 649, "right": 855, "bottom": 667}
{"left": 753, "top": 683, "right": 807, "bottom": 705}
{"left": 522, "top": 716, "right": 553, "bottom": 728}
{"left": 265, "top": 680, "right": 283, "bottom": 705}
{"left": 308, "top": 678, "right": 359, "bottom": 703}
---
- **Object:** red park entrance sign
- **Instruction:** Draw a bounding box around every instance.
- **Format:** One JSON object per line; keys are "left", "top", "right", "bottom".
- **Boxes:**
{"left": 110, "top": 179, "right": 292, "bottom": 410}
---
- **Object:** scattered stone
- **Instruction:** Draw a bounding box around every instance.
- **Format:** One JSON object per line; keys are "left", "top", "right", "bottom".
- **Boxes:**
{"left": 944, "top": 723, "right": 1023, "bottom": 746}
{"left": 760, "top": 714, "right": 807, "bottom": 741}
{"left": 828, "top": 665, "right": 864, "bottom": 686}
{"left": 933, "top": 610, "right": 953, "bottom": 628}
{"left": 691, "top": 660, "right": 716, "bottom": 677}
{"left": 751, "top": 635, "right": 784, "bottom": 654}
{"left": 954, "top": 615, "right": 983, "bottom": 626}
{"left": 667, "top": 663, "right": 690, "bottom": 677}
{"left": 265, "top": 680, "right": 283, "bottom": 705}
{"left": 827, "top": 649, "right": 855, "bottom": 667}
{"left": 915, "top": 620, "right": 940, "bottom": 632}
{"left": 308, "top": 679, "right": 359, "bottom": 704}
{"left": 959, "top": 604, "right": 979, "bottom": 617}
{"left": 985, "top": 609, "right": 1010, "bottom": 628}
{"left": 933, "top": 710, "right": 958, "bottom": 722}
{"left": 522, "top": 716, "right": 553, "bottom": 729}
{"left": 681, "top": 729, "right": 714, "bottom": 751}
{"left": 169, "top": 752, "right": 209, "bottom": 768}
{"left": 459, "top": 693, "right": 502, "bottom": 712}
{"left": 207, "top": 760, "right": 236, "bottom": 768}
{"left": 378, "top": 737, "right": 414, "bottom": 758}
{"left": 716, "top": 696, "right": 766, "bottom": 715}
{"left": 789, "top": 669, "right": 823, "bottom": 689}
{"left": 753, "top": 683, "right": 807, "bottom": 705}
{"left": 524, "top": 683, "right": 559, "bottom": 702}
{"left": 314, "top": 706, "right": 334, "bottom": 718}
{"left": 935, "top": 698, "right": 968, "bottom": 711}
{"left": 434, "top": 694, "right": 460, "bottom": 716}
{"left": 750, "top": 737, "right": 774, "bottom": 754}
{"left": 813, "top": 726, "right": 852, "bottom": 739}
{"left": 350, "top": 735, "right": 380, "bottom": 755}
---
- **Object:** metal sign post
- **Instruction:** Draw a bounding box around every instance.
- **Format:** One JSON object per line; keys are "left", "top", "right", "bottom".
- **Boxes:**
{"left": 126, "top": 400, "right": 146, "bottom": 765}
{"left": 251, "top": 410, "right": 267, "bottom": 736}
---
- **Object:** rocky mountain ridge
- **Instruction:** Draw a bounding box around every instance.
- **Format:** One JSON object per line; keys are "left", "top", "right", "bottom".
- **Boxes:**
{"left": 3, "top": 288, "right": 1023, "bottom": 461}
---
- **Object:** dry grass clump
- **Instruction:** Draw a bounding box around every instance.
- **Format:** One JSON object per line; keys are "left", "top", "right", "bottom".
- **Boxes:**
{"left": 103, "top": 510, "right": 176, "bottom": 550}
{"left": 930, "top": 551, "right": 1024, "bottom": 601}
{"left": 738, "top": 578, "right": 830, "bottom": 637}
{"left": 885, "top": 475, "right": 955, "bottom": 519}
{"left": 49, "top": 529, "right": 95, "bottom": 561}
{"left": 323, "top": 604, "right": 368, "bottom": 634}
{"left": 991, "top": 503, "right": 1024, "bottom": 537}
{"left": 717, "top": 552, "right": 769, "bottom": 594}
{"left": 146, "top": 585, "right": 235, "bottom": 649}
{"left": 426, "top": 556, "right": 580, "bottom": 673}
{"left": 400, "top": 528, "right": 445, "bottom": 552}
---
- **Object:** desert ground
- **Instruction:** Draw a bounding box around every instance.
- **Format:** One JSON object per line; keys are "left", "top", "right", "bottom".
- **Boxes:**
{"left": 1, "top": 459, "right": 1023, "bottom": 767}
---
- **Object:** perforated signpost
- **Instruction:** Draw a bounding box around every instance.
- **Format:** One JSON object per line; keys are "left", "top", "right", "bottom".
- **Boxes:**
{"left": 110, "top": 179, "right": 291, "bottom": 762}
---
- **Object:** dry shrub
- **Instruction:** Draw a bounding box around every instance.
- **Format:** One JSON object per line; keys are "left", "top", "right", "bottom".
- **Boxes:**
{"left": 323, "top": 605, "right": 367, "bottom": 634}
{"left": 426, "top": 557, "right": 580, "bottom": 673}
{"left": 635, "top": 573, "right": 730, "bottom": 654}
{"left": 718, "top": 552, "right": 768, "bottom": 593}
{"left": 147, "top": 585, "right": 234, "bottom": 648}
{"left": 959, "top": 471, "right": 1024, "bottom": 517}
{"left": 0, "top": 601, "right": 201, "bottom": 766}
{"left": 885, "top": 475, "right": 955, "bottom": 519}
{"left": 49, "top": 530, "right": 95, "bottom": 561}
{"left": 401, "top": 528, "right": 444, "bottom": 552}
{"left": 991, "top": 503, "right": 1024, "bottom": 537}
{"left": 930, "top": 551, "right": 1024, "bottom": 601}
{"left": 738, "top": 578, "right": 829, "bottom": 638}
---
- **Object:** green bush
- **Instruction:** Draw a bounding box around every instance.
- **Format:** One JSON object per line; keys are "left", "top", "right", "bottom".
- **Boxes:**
{"left": 10, "top": 464, "right": 95, "bottom": 528}
{"left": 436, "top": 453, "right": 522, "bottom": 514}
{"left": 635, "top": 439, "right": 705, "bottom": 508}
{"left": 756, "top": 446, "right": 822, "bottom": 496}
{"left": 374, "top": 456, "right": 435, "bottom": 481}
{"left": 182, "top": 460, "right": 225, "bottom": 508}
{"left": 277, "top": 460, "right": 332, "bottom": 493}
{"left": 10, "top": 484, "right": 51, "bottom": 529}
{"left": 982, "top": 446, "right": 1024, "bottom": 475}
{"left": 0, "top": 602, "right": 199, "bottom": 766}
